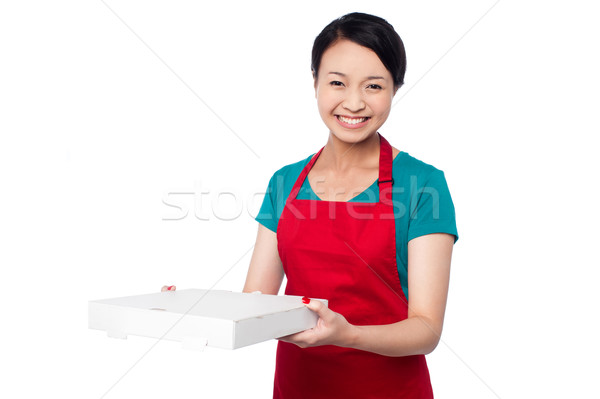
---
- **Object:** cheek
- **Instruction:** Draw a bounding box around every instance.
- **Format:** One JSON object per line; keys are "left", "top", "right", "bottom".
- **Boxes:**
{"left": 372, "top": 97, "right": 393, "bottom": 117}
{"left": 317, "top": 90, "right": 339, "bottom": 112}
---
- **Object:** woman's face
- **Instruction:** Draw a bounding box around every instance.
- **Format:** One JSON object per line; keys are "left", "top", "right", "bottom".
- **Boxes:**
{"left": 314, "top": 39, "right": 397, "bottom": 145}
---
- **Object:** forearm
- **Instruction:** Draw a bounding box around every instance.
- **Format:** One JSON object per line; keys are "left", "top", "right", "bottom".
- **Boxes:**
{"left": 243, "top": 224, "right": 284, "bottom": 295}
{"left": 347, "top": 316, "right": 442, "bottom": 357}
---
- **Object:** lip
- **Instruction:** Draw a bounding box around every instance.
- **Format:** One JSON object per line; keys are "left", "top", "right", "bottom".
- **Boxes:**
{"left": 335, "top": 115, "right": 371, "bottom": 129}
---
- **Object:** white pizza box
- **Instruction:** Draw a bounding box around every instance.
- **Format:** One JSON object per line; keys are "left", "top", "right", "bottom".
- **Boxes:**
{"left": 88, "top": 289, "right": 326, "bottom": 350}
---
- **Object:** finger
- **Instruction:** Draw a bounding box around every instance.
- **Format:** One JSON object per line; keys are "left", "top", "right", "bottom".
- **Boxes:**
{"left": 305, "top": 299, "right": 332, "bottom": 320}
{"left": 278, "top": 330, "right": 312, "bottom": 347}
{"left": 277, "top": 332, "right": 299, "bottom": 342}
{"left": 161, "top": 286, "right": 169, "bottom": 292}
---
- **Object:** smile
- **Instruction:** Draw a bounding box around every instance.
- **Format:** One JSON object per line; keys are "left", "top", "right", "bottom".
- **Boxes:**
{"left": 335, "top": 115, "right": 371, "bottom": 128}
{"left": 337, "top": 115, "right": 370, "bottom": 124}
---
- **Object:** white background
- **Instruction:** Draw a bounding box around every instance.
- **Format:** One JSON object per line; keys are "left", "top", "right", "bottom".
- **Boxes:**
{"left": 1, "top": 0, "right": 599, "bottom": 398}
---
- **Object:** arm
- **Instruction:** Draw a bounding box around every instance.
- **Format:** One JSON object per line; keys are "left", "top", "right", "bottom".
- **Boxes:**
{"left": 282, "top": 233, "right": 454, "bottom": 357}
{"left": 243, "top": 223, "right": 284, "bottom": 295}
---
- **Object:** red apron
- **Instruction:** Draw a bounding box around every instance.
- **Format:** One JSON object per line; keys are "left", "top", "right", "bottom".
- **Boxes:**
{"left": 274, "top": 133, "right": 434, "bottom": 398}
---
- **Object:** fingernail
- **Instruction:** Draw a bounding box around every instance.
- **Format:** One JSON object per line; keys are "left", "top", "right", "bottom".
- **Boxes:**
{"left": 168, "top": 286, "right": 174, "bottom": 291}
{"left": 302, "top": 296, "right": 310, "bottom": 304}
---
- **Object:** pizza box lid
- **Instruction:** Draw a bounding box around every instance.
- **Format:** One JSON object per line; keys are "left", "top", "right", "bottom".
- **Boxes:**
{"left": 88, "top": 289, "right": 326, "bottom": 350}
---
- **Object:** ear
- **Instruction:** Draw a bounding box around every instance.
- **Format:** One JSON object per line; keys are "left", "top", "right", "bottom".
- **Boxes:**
{"left": 313, "top": 71, "right": 318, "bottom": 98}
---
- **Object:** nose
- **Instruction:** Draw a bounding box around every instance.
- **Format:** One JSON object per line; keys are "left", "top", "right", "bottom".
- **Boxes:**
{"left": 342, "top": 87, "right": 366, "bottom": 113}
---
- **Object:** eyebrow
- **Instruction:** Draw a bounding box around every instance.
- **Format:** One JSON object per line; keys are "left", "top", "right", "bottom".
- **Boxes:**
{"left": 328, "top": 71, "right": 385, "bottom": 80}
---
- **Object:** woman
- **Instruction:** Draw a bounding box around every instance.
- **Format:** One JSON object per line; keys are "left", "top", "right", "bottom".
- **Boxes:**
{"left": 245, "top": 12, "right": 458, "bottom": 399}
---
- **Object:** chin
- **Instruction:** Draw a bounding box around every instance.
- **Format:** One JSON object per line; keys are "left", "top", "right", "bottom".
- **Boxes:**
{"left": 329, "top": 129, "right": 377, "bottom": 145}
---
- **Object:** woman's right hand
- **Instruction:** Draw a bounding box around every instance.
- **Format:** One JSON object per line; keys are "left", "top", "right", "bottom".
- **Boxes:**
{"left": 161, "top": 285, "right": 176, "bottom": 292}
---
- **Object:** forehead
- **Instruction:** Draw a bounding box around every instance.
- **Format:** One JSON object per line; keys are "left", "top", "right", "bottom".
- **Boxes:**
{"left": 319, "top": 39, "right": 390, "bottom": 78}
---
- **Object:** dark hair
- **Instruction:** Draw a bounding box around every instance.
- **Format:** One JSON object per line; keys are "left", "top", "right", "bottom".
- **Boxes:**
{"left": 311, "top": 12, "right": 407, "bottom": 89}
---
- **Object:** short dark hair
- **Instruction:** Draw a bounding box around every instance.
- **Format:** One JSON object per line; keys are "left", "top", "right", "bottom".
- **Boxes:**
{"left": 311, "top": 12, "right": 407, "bottom": 89}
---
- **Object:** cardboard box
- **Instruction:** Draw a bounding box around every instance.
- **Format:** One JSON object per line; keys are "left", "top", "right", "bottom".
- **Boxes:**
{"left": 88, "top": 289, "right": 326, "bottom": 350}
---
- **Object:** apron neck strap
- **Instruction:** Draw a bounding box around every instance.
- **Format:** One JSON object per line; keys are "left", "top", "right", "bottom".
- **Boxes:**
{"left": 288, "top": 133, "right": 393, "bottom": 202}
{"left": 377, "top": 133, "right": 394, "bottom": 190}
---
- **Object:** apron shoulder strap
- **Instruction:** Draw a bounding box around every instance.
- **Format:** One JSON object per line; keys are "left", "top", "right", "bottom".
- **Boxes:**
{"left": 377, "top": 133, "right": 394, "bottom": 190}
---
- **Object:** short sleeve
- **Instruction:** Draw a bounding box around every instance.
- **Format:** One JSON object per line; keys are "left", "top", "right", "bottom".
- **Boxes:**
{"left": 255, "top": 174, "right": 279, "bottom": 233}
{"left": 407, "top": 169, "right": 458, "bottom": 243}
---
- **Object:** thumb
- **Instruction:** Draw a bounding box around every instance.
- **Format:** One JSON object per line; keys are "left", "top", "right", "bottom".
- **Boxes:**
{"left": 305, "top": 299, "right": 332, "bottom": 320}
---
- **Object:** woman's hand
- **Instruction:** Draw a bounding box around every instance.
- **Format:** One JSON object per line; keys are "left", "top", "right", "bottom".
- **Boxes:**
{"left": 279, "top": 299, "right": 357, "bottom": 348}
{"left": 161, "top": 285, "right": 176, "bottom": 292}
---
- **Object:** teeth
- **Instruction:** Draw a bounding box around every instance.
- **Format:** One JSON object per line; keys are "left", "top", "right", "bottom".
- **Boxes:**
{"left": 338, "top": 115, "right": 368, "bottom": 124}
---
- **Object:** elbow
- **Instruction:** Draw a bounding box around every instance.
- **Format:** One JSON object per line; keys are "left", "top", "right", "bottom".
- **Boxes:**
{"left": 419, "top": 317, "right": 443, "bottom": 355}
{"left": 421, "top": 335, "right": 440, "bottom": 355}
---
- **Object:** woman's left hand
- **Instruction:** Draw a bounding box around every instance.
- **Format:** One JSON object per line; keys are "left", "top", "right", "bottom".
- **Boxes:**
{"left": 279, "top": 298, "right": 357, "bottom": 348}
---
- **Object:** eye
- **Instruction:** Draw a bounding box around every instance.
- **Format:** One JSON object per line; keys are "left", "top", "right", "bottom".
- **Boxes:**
{"left": 329, "top": 81, "right": 344, "bottom": 87}
{"left": 367, "top": 84, "right": 382, "bottom": 90}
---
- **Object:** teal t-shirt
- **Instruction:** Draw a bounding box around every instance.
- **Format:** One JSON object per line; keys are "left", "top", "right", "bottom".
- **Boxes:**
{"left": 255, "top": 151, "right": 458, "bottom": 301}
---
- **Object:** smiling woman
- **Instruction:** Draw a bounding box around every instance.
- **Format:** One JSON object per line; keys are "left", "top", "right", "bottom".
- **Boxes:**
{"left": 243, "top": 12, "right": 458, "bottom": 399}
{"left": 314, "top": 39, "right": 397, "bottom": 146}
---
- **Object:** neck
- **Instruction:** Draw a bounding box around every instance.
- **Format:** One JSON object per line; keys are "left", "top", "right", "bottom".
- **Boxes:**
{"left": 320, "top": 133, "right": 380, "bottom": 173}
